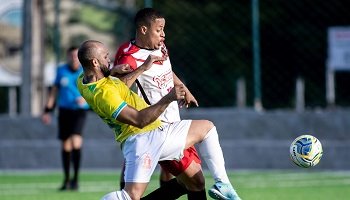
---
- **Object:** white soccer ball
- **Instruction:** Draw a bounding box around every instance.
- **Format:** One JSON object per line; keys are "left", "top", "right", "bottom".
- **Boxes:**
{"left": 290, "top": 134, "right": 323, "bottom": 168}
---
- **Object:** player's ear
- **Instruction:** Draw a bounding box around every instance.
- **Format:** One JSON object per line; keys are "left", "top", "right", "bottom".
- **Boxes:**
{"left": 141, "top": 25, "right": 147, "bottom": 35}
{"left": 92, "top": 58, "right": 99, "bottom": 67}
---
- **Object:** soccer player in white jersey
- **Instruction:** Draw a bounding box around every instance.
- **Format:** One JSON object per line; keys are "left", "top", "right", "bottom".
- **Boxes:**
{"left": 112, "top": 8, "right": 241, "bottom": 200}
{"left": 113, "top": 8, "right": 209, "bottom": 200}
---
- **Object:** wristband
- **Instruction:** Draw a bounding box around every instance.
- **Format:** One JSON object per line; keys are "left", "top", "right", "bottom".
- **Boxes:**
{"left": 44, "top": 106, "right": 54, "bottom": 113}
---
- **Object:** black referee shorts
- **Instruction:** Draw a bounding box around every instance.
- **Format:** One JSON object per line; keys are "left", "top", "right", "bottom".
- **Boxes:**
{"left": 58, "top": 108, "right": 88, "bottom": 141}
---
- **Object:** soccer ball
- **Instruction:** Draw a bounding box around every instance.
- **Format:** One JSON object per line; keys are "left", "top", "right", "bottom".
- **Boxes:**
{"left": 290, "top": 134, "right": 323, "bottom": 168}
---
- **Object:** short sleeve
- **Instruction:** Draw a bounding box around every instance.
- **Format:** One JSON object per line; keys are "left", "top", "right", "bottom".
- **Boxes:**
{"left": 96, "top": 88, "right": 127, "bottom": 119}
{"left": 117, "top": 55, "right": 138, "bottom": 70}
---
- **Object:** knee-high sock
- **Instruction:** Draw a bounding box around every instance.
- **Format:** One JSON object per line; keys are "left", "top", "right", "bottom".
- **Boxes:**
{"left": 188, "top": 189, "right": 207, "bottom": 200}
{"left": 197, "top": 126, "right": 230, "bottom": 183}
{"left": 72, "top": 149, "right": 81, "bottom": 182}
{"left": 61, "top": 150, "right": 71, "bottom": 182}
{"left": 141, "top": 178, "right": 187, "bottom": 200}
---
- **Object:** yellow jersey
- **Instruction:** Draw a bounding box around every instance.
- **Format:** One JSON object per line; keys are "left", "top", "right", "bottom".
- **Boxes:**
{"left": 77, "top": 74, "right": 162, "bottom": 143}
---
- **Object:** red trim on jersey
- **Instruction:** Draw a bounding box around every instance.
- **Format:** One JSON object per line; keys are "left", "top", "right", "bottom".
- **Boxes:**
{"left": 114, "top": 41, "right": 140, "bottom": 70}
{"left": 119, "top": 55, "right": 138, "bottom": 70}
{"left": 115, "top": 41, "right": 165, "bottom": 68}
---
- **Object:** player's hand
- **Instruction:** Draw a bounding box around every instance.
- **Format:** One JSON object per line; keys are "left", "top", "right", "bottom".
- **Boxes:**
{"left": 167, "top": 84, "right": 187, "bottom": 102}
{"left": 179, "top": 88, "right": 199, "bottom": 108}
{"left": 140, "top": 55, "right": 166, "bottom": 71}
{"left": 41, "top": 113, "right": 52, "bottom": 125}
{"left": 76, "top": 97, "right": 88, "bottom": 107}
{"left": 110, "top": 64, "right": 132, "bottom": 76}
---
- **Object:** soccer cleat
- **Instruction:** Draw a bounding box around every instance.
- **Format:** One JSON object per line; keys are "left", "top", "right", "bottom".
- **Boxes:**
{"left": 70, "top": 179, "right": 79, "bottom": 191}
{"left": 58, "top": 180, "right": 70, "bottom": 191}
{"left": 208, "top": 181, "right": 241, "bottom": 200}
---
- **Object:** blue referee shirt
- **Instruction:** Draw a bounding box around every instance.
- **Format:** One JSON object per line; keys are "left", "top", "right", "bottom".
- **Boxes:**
{"left": 54, "top": 64, "right": 89, "bottom": 110}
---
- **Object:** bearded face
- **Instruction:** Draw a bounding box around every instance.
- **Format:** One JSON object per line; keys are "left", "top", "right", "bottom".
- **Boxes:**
{"left": 99, "top": 60, "right": 111, "bottom": 77}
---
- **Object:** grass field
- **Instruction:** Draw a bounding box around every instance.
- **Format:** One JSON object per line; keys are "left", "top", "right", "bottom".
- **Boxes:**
{"left": 1, "top": 170, "right": 350, "bottom": 200}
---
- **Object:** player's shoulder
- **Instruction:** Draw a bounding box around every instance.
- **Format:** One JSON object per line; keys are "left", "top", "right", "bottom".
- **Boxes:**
{"left": 55, "top": 63, "right": 70, "bottom": 74}
{"left": 57, "top": 63, "right": 69, "bottom": 69}
{"left": 115, "top": 40, "right": 139, "bottom": 67}
{"left": 117, "top": 40, "right": 139, "bottom": 55}
{"left": 118, "top": 41, "right": 132, "bottom": 49}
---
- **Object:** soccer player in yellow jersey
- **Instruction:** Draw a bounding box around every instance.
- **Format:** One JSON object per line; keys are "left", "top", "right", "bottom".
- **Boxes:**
{"left": 77, "top": 40, "right": 241, "bottom": 200}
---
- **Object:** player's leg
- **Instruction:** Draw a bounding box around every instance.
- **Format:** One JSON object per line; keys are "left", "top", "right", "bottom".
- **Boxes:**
{"left": 159, "top": 167, "right": 173, "bottom": 186}
{"left": 176, "top": 161, "right": 207, "bottom": 199}
{"left": 58, "top": 108, "right": 72, "bottom": 191}
{"left": 60, "top": 138, "right": 72, "bottom": 190}
{"left": 120, "top": 161, "right": 126, "bottom": 189}
{"left": 70, "top": 134, "right": 83, "bottom": 190}
{"left": 67, "top": 109, "right": 86, "bottom": 190}
{"left": 185, "top": 120, "right": 241, "bottom": 200}
{"left": 141, "top": 178, "right": 187, "bottom": 200}
{"left": 102, "top": 182, "right": 183, "bottom": 200}
{"left": 121, "top": 130, "right": 182, "bottom": 200}
{"left": 159, "top": 146, "right": 207, "bottom": 200}
{"left": 119, "top": 159, "right": 186, "bottom": 200}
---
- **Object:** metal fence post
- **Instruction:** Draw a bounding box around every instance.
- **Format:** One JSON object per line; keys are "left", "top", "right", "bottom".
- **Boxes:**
{"left": 252, "top": 0, "right": 262, "bottom": 112}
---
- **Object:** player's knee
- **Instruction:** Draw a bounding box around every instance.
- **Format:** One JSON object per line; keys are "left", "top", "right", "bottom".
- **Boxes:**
{"left": 202, "top": 120, "right": 214, "bottom": 129}
{"left": 201, "top": 120, "right": 215, "bottom": 135}
{"left": 186, "top": 175, "right": 205, "bottom": 191}
{"left": 179, "top": 169, "right": 206, "bottom": 191}
{"left": 191, "top": 173, "right": 206, "bottom": 190}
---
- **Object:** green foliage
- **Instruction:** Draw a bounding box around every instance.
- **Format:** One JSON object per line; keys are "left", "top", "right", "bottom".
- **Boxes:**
{"left": 78, "top": 5, "right": 118, "bottom": 32}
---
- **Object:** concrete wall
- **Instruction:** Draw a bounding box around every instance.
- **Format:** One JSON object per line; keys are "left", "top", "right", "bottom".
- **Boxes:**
{"left": 1, "top": 108, "right": 349, "bottom": 170}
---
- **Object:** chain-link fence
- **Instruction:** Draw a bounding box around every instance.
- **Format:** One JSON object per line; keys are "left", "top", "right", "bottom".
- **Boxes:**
{"left": 153, "top": 0, "right": 350, "bottom": 109}
{"left": 1, "top": 0, "right": 350, "bottom": 114}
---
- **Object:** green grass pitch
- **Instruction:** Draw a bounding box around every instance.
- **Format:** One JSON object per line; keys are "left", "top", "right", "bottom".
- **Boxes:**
{"left": 1, "top": 170, "right": 349, "bottom": 200}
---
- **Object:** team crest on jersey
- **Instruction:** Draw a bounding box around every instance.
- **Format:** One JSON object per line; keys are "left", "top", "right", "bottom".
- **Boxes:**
{"left": 142, "top": 153, "right": 152, "bottom": 169}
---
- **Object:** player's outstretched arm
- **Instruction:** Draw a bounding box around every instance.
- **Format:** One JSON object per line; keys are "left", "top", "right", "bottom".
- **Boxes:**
{"left": 109, "top": 64, "right": 132, "bottom": 77}
{"left": 116, "top": 84, "right": 186, "bottom": 128}
{"left": 112, "top": 55, "right": 165, "bottom": 88}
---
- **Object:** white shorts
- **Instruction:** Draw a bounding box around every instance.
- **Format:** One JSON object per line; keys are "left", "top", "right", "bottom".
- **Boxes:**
{"left": 122, "top": 120, "right": 192, "bottom": 183}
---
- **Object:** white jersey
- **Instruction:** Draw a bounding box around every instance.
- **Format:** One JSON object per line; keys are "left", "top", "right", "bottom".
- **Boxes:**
{"left": 115, "top": 41, "right": 181, "bottom": 123}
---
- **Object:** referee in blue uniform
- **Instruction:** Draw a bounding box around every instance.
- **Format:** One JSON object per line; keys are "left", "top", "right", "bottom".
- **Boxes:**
{"left": 42, "top": 46, "right": 89, "bottom": 191}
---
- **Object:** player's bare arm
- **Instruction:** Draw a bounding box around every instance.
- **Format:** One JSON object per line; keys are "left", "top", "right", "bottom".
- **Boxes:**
{"left": 41, "top": 86, "right": 58, "bottom": 124}
{"left": 116, "top": 84, "right": 186, "bottom": 128}
{"left": 112, "top": 55, "right": 165, "bottom": 88}
{"left": 173, "top": 73, "right": 199, "bottom": 108}
{"left": 109, "top": 64, "right": 132, "bottom": 77}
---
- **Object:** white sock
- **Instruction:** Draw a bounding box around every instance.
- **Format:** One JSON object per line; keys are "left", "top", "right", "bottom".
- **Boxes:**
{"left": 100, "top": 190, "right": 131, "bottom": 200}
{"left": 197, "top": 126, "right": 230, "bottom": 183}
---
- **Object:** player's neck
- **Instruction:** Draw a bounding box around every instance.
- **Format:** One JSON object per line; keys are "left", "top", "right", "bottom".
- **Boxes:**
{"left": 83, "top": 71, "right": 104, "bottom": 84}
{"left": 134, "top": 38, "right": 154, "bottom": 50}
